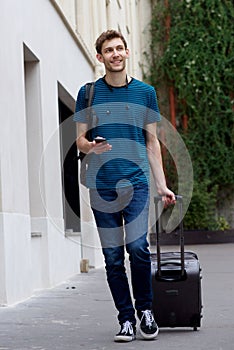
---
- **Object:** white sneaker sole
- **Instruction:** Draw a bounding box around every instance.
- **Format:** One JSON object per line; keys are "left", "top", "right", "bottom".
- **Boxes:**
{"left": 139, "top": 327, "right": 159, "bottom": 340}
{"left": 114, "top": 334, "right": 136, "bottom": 342}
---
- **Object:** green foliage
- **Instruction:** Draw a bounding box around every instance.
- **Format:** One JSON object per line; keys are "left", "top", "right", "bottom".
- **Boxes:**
{"left": 148, "top": 0, "right": 234, "bottom": 229}
{"left": 183, "top": 180, "right": 218, "bottom": 230}
{"left": 216, "top": 216, "right": 230, "bottom": 231}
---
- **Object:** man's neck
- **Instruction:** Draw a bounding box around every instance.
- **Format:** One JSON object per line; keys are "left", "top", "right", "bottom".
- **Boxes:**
{"left": 104, "top": 71, "right": 129, "bottom": 87}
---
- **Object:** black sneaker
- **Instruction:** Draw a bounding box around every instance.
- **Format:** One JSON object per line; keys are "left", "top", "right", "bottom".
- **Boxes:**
{"left": 138, "top": 310, "right": 159, "bottom": 340}
{"left": 114, "top": 321, "right": 136, "bottom": 342}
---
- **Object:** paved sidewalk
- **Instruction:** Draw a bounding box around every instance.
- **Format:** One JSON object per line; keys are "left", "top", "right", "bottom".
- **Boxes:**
{"left": 0, "top": 243, "right": 234, "bottom": 350}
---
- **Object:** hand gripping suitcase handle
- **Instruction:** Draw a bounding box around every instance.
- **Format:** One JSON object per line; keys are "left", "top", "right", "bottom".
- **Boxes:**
{"left": 154, "top": 194, "right": 182, "bottom": 203}
{"left": 154, "top": 195, "right": 185, "bottom": 277}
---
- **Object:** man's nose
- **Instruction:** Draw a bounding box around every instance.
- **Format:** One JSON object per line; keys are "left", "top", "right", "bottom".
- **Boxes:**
{"left": 113, "top": 49, "right": 119, "bottom": 56}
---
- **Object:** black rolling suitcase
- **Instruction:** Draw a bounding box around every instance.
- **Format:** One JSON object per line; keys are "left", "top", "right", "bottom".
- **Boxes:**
{"left": 151, "top": 196, "right": 203, "bottom": 330}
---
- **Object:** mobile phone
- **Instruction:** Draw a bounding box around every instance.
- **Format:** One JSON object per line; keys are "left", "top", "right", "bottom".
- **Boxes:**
{"left": 94, "top": 136, "right": 107, "bottom": 143}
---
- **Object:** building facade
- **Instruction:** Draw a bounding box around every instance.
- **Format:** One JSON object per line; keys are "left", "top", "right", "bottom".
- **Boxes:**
{"left": 0, "top": 0, "right": 152, "bottom": 305}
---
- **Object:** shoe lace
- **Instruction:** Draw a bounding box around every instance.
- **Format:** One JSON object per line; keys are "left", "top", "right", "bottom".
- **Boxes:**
{"left": 121, "top": 321, "right": 134, "bottom": 334}
{"left": 142, "top": 310, "right": 154, "bottom": 327}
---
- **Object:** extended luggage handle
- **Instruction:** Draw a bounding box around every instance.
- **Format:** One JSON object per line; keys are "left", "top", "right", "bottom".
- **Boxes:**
{"left": 154, "top": 195, "right": 185, "bottom": 277}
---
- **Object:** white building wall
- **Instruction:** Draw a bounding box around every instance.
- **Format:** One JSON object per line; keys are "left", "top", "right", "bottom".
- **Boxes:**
{"left": 0, "top": 0, "right": 96, "bottom": 306}
{"left": 0, "top": 0, "right": 153, "bottom": 305}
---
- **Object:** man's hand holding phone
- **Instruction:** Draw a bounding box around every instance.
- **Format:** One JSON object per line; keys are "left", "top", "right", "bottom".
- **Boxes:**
{"left": 91, "top": 136, "right": 112, "bottom": 154}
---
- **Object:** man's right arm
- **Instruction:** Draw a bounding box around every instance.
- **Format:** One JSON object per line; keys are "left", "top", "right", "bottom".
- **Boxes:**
{"left": 76, "top": 122, "right": 112, "bottom": 155}
{"left": 76, "top": 122, "right": 93, "bottom": 154}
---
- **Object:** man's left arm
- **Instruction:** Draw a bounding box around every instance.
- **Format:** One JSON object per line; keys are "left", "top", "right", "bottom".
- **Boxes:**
{"left": 145, "top": 122, "right": 176, "bottom": 205}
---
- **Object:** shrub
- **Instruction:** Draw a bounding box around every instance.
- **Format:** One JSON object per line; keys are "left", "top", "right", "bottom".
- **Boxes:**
{"left": 147, "top": 0, "right": 234, "bottom": 229}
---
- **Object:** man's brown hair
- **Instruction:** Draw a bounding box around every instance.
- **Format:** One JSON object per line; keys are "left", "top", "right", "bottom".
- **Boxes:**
{"left": 95, "top": 29, "right": 127, "bottom": 54}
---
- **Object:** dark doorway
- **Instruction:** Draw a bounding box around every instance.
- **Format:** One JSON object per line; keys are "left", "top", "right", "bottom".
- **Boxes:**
{"left": 58, "top": 98, "right": 80, "bottom": 232}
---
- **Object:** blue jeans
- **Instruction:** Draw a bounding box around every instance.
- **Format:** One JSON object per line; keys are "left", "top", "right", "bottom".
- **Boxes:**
{"left": 89, "top": 184, "right": 152, "bottom": 325}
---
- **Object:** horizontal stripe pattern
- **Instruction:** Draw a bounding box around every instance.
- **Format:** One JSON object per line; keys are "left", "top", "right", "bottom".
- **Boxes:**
{"left": 74, "top": 78, "right": 161, "bottom": 189}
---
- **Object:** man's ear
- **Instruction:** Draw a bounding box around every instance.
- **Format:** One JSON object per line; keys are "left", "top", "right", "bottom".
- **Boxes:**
{"left": 126, "top": 48, "right": 130, "bottom": 58}
{"left": 96, "top": 53, "right": 104, "bottom": 63}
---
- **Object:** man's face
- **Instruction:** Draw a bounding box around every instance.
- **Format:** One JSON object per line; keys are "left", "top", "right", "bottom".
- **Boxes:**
{"left": 96, "top": 38, "right": 129, "bottom": 73}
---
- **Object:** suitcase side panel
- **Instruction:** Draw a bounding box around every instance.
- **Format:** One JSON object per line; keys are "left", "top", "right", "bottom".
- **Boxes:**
{"left": 151, "top": 253, "right": 202, "bottom": 329}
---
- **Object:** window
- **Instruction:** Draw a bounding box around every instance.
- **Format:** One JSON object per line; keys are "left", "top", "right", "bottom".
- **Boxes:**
{"left": 58, "top": 83, "right": 81, "bottom": 232}
{"left": 23, "top": 44, "right": 44, "bottom": 218}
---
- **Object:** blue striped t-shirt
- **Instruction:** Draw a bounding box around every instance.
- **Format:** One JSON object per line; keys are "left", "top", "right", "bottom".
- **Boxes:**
{"left": 74, "top": 77, "right": 161, "bottom": 189}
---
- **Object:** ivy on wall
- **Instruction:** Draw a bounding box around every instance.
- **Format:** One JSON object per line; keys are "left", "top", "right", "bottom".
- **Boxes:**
{"left": 148, "top": 0, "right": 234, "bottom": 229}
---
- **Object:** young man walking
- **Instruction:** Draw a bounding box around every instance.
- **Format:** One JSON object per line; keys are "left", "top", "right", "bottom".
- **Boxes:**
{"left": 74, "top": 30, "right": 175, "bottom": 342}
